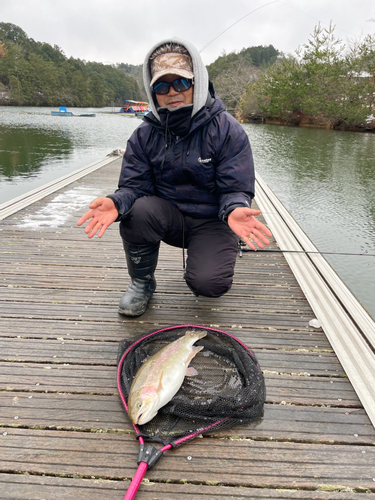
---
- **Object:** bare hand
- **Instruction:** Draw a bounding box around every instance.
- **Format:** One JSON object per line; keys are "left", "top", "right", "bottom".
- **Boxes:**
{"left": 228, "top": 207, "right": 272, "bottom": 250}
{"left": 77, "top": 197, "right": 118, "bottom": 238}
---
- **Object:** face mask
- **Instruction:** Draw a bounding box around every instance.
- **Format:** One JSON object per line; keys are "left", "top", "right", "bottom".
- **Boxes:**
{"left": 158, "top": 104, "right": 193, "bottom": 137}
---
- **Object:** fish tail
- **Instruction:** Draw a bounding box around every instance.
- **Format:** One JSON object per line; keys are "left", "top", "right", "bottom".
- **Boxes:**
{"left": 186, "top": 344, "right": 204, "bottom": 365}
{"left": 192, "top": 345, "right": 204, "bottom": 354}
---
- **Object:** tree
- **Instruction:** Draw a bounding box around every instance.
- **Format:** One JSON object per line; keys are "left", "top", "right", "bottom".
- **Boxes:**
{"left": 250, "top": 55, "right": 306, "bottom": 120}
{"left": 206, "top": 45, "right": 280, "bottom": 111}
{"left": 213, "top": 58, "right": 261, "bottom": 110}
{"left": 9, "top": 75, "right": 23, "bottom": 104}
{"left": 241, "top": 23, "right": 375, "bottom": 128}
{"left": 0, "top": 22, "right": 28, "bottom": 44}
{"left": 207, "top": 45, "right": 279, "bottom": 81}
{"left": 89, "top": 72, "right": 106, "bottom": 107}
{"left": 0, "top": 42, "right": 6, "bottom": 58}
{"left": 118, "top": 62, "right": 147, "bottom": 101}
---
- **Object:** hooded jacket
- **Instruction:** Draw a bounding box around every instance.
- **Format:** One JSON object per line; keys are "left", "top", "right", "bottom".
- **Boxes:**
{"left": 108, "top": 38, "right": 255, "bottom": 221}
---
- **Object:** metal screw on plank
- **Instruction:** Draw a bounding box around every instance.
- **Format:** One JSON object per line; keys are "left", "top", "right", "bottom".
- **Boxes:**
{"left": 187, "top": 456, "right": 192, "bottom": 461}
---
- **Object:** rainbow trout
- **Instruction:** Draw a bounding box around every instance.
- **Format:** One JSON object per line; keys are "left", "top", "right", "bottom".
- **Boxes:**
{"left": 128, "top": 330, "right": 207, "bottom": 425}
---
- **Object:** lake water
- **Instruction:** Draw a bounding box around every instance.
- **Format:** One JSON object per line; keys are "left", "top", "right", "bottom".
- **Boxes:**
{"left": 1, "top": 106, "right": 374, "bottom": 319}
{"left": 0, "top": 106, "right": 140, "bottom": 202}
{"left": 244, "top": 123, "right": 375, "bottom": 320}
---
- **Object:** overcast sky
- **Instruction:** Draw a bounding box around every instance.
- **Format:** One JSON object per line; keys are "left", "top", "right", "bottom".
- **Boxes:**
{"left": 2, "top": 0, "right": 375, "bottom": 66}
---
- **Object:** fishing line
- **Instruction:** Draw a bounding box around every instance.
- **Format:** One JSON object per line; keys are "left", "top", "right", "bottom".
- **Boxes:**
{"left": 279, "top": 0, "right": 356, "bottom": 37}
{"left": 243, "top": 214, "right": 375, "bottom": 256}
{"left": 199, "top": 0, "right": 280, "bottom": 53}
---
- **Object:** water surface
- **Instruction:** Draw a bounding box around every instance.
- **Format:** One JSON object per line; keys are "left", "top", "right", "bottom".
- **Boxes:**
{"left": 0, "top": 106, "right": 139, "bottom": 202}
{"left": 244, "top": 123, "right": 375, "bottom": 319}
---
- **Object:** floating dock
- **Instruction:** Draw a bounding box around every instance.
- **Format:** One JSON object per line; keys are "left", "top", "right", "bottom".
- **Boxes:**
{"left": 1, "top": 155, "right": 375, "bottom": 499}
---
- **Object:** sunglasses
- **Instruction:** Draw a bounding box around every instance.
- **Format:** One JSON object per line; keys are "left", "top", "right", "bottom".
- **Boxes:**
{"left": 152, "top": 77, "right": 194, "bottom": 95}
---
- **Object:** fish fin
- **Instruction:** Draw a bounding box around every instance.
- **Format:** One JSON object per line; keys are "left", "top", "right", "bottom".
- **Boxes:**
{"left": 156, "top": 370, "right": 163, "bottom": 390}
{"left": 186, "top": 366, "right": 199, "bottom": 377}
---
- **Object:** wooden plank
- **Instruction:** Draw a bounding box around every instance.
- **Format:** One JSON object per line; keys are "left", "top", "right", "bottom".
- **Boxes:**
{"left": 2, "top": 473, "right": 374, "bottom": 500}
{"left": 0, "top": 362, "right": 116, "bottom": 393}
{"left": 0, "top": 254, "right": 293, "bottom": 279}
{"left": 0, "top": 265, "right": 300, "bottom": 289}
{"left": 0, "top": 302, "right": 316, "bottom": 329}
{"left": 0, "top": 319, "right": 331, "bottom": 351}
{"left": 1, "top": 276, "right": 305, "bottom": 301}
{"left": 0, "top": 338, "right": 344, "bottom": 375}
{"left": 264, "top": 374, "right": 360, "bottom": 405}
{"left": 0, "top": 288, "right": 313, "bottom": 313}
{"left": 0, "top": 265, "right": 300, "bottom": 287}
{"left": 1, "top": 429, "right": 374, "bottom": 490}
{"left": 0, "top": 393, "right": 371, "bottom": 443}
{"left": 0, "top": 362, "right": 352, "bottom": 401}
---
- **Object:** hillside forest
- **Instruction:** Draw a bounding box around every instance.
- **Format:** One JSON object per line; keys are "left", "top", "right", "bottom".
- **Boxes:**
{"left": 0, "top": 23, "right": 141, "bottom": 107}
{"left": 1, "top": 22, "right": 374, "bottom": 130}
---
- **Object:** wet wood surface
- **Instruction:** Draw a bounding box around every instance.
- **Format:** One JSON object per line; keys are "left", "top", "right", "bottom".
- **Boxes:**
{"left": 1, "top": 157, "right": 374, "bottom": 499}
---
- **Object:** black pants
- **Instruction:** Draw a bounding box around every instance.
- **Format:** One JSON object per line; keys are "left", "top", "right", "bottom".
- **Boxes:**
{"left": 119, "top": 196, "right": 239, "bottom": 297}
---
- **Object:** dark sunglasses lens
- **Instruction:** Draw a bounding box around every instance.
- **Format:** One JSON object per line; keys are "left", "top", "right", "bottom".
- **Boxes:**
{"left": 153, "top": 82, "right": 170, "bottom": 95}
{"left": 172, "top": 78, "right": 192, "bottom": 92}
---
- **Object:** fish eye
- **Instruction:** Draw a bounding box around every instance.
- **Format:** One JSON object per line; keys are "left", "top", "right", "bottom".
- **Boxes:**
{"left": 137, "top": 402, "right": 142, "bottom": 409}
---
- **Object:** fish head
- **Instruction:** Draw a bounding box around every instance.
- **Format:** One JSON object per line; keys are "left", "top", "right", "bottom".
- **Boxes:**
{"left": 129, "top": 387, "right": 160, "bottom": 425}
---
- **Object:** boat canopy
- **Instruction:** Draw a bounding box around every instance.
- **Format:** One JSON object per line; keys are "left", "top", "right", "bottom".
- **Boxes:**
{"left": 120, "top": 100, "right": 150, "bottom": 113}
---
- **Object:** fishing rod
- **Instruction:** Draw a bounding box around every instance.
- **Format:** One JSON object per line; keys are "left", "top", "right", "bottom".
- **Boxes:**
{"left": 199, "top": 0, "right": 354, "bottom": 55}
{"left": 199, "top": 0, "right": 280, "bottom": 53}
{"left": 239, "top": 246, "right": 375, "bottom": 257}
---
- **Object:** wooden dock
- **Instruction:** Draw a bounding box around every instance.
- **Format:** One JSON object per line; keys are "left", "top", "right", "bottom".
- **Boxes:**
{"left": 1, "top": 156, "right": 375, "bottom": 499}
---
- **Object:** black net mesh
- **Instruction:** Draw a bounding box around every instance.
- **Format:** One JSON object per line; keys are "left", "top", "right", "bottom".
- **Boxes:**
{"left": 117, "top": 326, "right": 265, "bottom": 446}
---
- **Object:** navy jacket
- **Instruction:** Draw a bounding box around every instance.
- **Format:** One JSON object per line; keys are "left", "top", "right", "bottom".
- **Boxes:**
{"left": 108, "top": 96, "right": 255, "bottom": 221}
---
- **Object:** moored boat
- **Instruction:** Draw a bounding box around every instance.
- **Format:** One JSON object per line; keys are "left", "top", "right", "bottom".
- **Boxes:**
{"left": 119, "top": 100, "right": 150, "bottom": 115}
{"left": 51, "top": 106, "right": 73, "bottom": 116}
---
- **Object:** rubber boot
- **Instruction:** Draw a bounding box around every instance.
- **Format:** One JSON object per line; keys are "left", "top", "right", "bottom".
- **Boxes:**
{"left": 118, "top": 241, "right": 160, "bottom": 317}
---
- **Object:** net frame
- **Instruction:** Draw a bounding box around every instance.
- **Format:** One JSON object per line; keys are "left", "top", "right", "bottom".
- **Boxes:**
{"left": 117, "top": 324, "right": 265, "bottom": 499}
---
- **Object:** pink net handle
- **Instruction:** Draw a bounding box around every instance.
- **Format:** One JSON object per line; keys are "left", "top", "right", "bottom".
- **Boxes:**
{"left": 123, "top": 461, "right": 148, "bottom": 500}
{"left": 123, "top": 440, "right": 172, "bottom": 500}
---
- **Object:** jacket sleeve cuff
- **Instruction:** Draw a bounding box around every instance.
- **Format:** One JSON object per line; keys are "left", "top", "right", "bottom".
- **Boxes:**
{"left": 221, "top": 203, "right": 247, "bottom": 224}
{"left": 106, "top": 195, "right": 124, "bottom": 222}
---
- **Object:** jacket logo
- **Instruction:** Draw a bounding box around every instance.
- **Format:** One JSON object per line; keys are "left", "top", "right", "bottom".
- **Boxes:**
{"left": 198, "top": 157, "right": 212, "bottom": 164}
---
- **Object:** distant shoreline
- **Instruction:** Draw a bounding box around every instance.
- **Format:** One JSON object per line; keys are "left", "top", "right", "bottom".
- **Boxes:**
{"left": 240, "top": 115, "right": 375, "bottom": 133}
